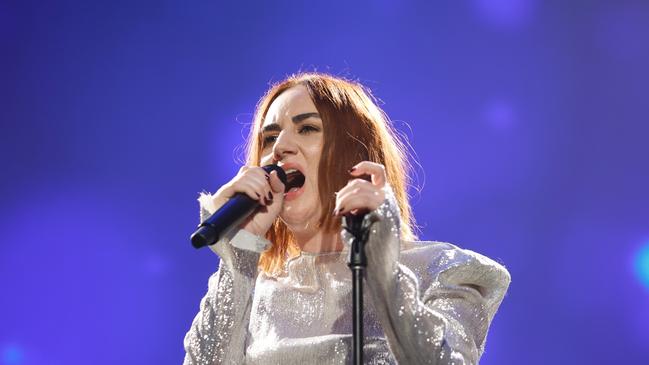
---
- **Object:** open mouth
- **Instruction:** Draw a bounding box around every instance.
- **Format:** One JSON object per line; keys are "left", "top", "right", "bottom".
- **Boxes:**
{"left": 284, "top": 168, "right": 305, "bottom": 193}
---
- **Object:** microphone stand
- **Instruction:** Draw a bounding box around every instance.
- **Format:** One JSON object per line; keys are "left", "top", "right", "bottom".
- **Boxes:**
{"left": 345, "top": 213, "right": 370, "bottom": 365}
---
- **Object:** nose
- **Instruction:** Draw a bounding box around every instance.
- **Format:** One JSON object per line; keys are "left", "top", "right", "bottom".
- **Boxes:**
{"left": 272, "top": 130, "right": 298, "bottom": 162}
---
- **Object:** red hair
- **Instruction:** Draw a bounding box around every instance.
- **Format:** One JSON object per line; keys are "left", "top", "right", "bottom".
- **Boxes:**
{"left": 245, "top": 73, "right": 417, "bottom": 275}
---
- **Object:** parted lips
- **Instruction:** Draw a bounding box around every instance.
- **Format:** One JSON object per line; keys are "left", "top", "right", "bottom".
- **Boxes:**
{"left": 284, "top": 168, "right": 305, "bottom": 193}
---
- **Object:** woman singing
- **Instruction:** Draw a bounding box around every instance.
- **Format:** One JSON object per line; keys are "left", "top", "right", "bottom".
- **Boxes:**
{"left": 183, "top": 73, "right": 510, "bottom": 364}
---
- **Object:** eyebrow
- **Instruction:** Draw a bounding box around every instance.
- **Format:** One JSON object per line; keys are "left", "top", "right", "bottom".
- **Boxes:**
{"left": 261, "top": 112, "right": 321, "bottom": 133}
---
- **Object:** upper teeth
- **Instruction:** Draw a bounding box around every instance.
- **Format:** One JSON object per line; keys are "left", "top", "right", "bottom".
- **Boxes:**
{"left": 285, "top": 168, "right": 298, "bottom": 174}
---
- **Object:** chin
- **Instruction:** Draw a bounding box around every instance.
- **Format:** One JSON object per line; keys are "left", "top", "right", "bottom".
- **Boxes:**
{"left": 279, "top": 209, "right": 309, "bottom": 227}
{"left": 279, "top": 206, "right": 320, "bottom": 232}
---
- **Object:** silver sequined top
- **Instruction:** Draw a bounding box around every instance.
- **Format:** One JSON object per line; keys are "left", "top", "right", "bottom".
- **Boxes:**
{"left": 183, "top": 187, "right": 510, "bottom": 364}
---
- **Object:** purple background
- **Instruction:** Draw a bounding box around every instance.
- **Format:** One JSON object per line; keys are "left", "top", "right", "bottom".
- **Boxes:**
{"left": 2, "top": 1, "right": 648, "bottom": 364}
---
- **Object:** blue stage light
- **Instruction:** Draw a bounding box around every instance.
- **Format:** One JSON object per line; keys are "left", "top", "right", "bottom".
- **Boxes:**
{"left": 635, "top": 242, "right": 649, "bottom": 289}
{"left": 484, "top": 100, "right": 515, "bottom": 130}
{"left": 2, "top": 345, "right": 23, "bottom": 365}
{"left": 472, "top": 0, "right": 536, "bottom": 29}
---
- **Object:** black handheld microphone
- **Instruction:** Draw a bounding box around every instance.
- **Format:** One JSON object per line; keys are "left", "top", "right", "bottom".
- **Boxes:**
{"left": 190, "top": 164, "right": 287, "bottom": 249}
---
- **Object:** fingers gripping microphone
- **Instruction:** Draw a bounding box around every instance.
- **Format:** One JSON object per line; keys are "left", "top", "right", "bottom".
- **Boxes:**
{"left": 190, "top": 165, "right": 287, "bottom": 249}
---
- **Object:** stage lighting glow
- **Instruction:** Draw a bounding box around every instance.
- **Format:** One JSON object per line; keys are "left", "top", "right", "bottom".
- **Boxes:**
{"left": 473, "top": 0, "right": 536, "bottom": 29}
{"left": 635, "top": 242, "right": 649, "bottom": 289}
{"left": 143, "top": 252, "right": 169, "bottom": 276}
{"left": 2, "top": 345, "right": 23, "bottom": 365}
{"left": 484, "top": 100, "right": 515, "bottom": 130}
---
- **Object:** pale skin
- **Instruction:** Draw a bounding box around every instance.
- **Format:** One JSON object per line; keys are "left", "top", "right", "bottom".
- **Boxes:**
{"left": 212, "top": 85, "right": 387, "bottom": 253}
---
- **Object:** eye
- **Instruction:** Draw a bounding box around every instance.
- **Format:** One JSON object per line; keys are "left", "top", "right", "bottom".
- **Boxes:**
{"left": 262, "top": 134, "right": 277, "bottom": 147}
{"left": 261, "top": 125, "right": 320, "bottom": 148}
{"left": 299, "top": 125, "right": 320, "bottom": 134}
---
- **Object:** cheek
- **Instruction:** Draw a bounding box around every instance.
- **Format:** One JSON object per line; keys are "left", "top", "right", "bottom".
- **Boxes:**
{"left": 260, "top": 154, "right": 273, "bottom": 166}
{"left": 307, "top": 155, "right": 321, "bottom": 186}
{"left": 259, "top": 146, "right": 275, "bottom": 163}
{"left": 307, "top": 143, "right": 323, "bottom": 167}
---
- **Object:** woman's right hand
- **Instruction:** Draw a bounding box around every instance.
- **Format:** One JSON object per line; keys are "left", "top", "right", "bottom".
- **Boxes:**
{"left": 211, "top": 166, "right": 285, "bottom": 237}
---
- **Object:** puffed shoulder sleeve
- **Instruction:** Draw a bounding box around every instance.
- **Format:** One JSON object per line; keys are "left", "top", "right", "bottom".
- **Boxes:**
{"left": 342, "top": 186, "right": 510, "bottom": 364}
{"left": 183, "top": 192, "right": 269, "bottom": 365}
{"left": 403, "top": 242, "right": 511, "bottom": 362}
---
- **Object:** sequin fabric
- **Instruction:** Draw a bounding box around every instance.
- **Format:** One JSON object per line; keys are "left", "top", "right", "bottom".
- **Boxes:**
{"left": 184, "top": 188, "right": 511, "bottom": 364}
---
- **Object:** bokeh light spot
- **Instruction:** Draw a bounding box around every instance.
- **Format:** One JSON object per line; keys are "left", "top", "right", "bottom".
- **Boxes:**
{"left": 143, "top": 252, "right": 169, "bottom": 276}
{"left": 2, "top": 345, "right": 23, "bottom": 365}
{"left": 472, "top": 0, "right": 536, "bottom": 29}
{"left": 634, "top": 242, "right": 649, "bottom": 289}
{"left": 484, "top": 99, "right": 516, "bottom": 130}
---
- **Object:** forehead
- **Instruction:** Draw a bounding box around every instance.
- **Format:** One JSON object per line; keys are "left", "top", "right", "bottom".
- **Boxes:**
{"left": 262, "top": 85, "right": 318, "bottom": 127}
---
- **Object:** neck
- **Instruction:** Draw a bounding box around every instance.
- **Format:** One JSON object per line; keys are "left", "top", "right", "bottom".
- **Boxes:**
{"left": 292, "top": 227, "right": 344, "bottom": 254}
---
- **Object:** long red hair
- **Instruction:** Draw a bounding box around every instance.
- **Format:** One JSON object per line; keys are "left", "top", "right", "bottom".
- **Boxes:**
{"left": 245, "top": 73, "right": 417, "bottom": 275}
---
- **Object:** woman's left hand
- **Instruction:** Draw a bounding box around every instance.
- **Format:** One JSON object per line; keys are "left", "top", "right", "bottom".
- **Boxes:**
{"left": 334, "top": 161, "right": 387, "bottom": 216}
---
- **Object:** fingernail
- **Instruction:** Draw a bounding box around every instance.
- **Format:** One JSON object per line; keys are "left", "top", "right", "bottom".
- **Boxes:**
{"left": 332, "top": 207, "right": 338, "bottom": 216}
{"left": 348, "top": 167, "right": 356, "bottom": 173}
